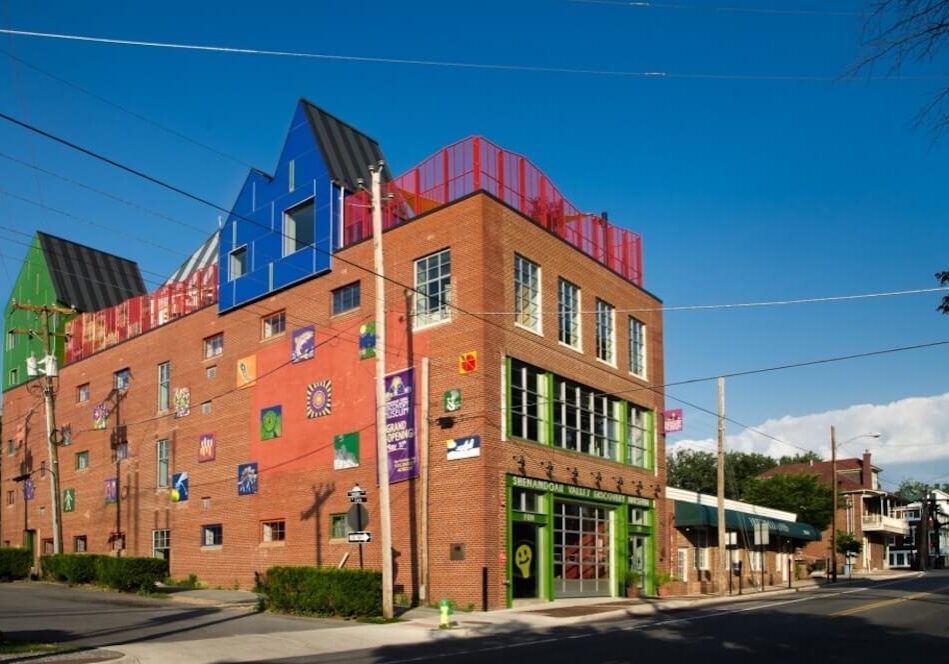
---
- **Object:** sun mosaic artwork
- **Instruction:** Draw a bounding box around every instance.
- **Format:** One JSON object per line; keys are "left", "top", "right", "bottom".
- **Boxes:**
{"left": 306, "top": 380, "right": 332, "bottom": 418}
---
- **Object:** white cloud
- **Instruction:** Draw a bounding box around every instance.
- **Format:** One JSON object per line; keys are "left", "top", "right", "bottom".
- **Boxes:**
{"left": 668, "top": 393, "right": 949, "bottom": 487}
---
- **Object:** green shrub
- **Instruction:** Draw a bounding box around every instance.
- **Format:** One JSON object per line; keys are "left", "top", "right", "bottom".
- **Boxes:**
{"left": 0, "top": 547, "right": 32, "bottom": 581}
{"left": 95, "top": 556, "right": 168, "bottom": 592}
{"left": 264, "top": 566, "right": 382, "bottom": 618}
{"left": 41, "top": 554, "right": 104, "bottom": 585}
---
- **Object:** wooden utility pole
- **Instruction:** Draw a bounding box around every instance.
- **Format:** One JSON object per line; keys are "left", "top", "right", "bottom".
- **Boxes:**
{"left": 11, "top": 302, "right": 74, "bottom": 555}
{"left": 370, "top": 162, "right": 394, "bottom": 619}
{"left": 830, "top": 425, "right": 838, "bottom": 583}
{"left": 716, "top": 377, "right": 727, "bottom": 596}
{"left": 419, "top": 357, "right": 430, "bottom": 604}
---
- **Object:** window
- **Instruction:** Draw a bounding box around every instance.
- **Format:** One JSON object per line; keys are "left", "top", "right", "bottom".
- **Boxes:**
{"left": 114, "top": 368, "right": 131, "bottom": 390}
{"left": 288, "top": 159, "right": 295, "bottom": 193}
{"left": 75, "top": 451, "right": 90, "bottom": 471}
{"left": 676, "top": 547, "right": 689, "bottom": 581}
{"left": 74, "top": 535, "right": 87, "bottom": 553}
{"left": 9, "top": 369, "right": 17, "bottom": 385}
{"left": 5, "top": 331, "right": 14, "bottom": 351}
{"left": 509, "top": 359, "right": 545, "bottom": 443}
{"left": 628, "top": 405, "right": 650, "bottom": 467}
{"left": 229, "top": 246, "right": 248, "bottom": 280}
{"left": 629, "top": 504, "right": 650, "bottom": 526}
{"left": 283, "top": 199, "right": 315, "bottom": 255}
{"left": 514, "top": 254, "right": 541, "bottom": 332}
{"left": 694, "top": 529, "right": 709, "bottom": 570}
{"left": 202, "top": 524, "right": 223, "bottom": 547}
{"left": 6, "top": 490, "right": 13, "bottom": 505}
{"left": 262, "top": 520, "right": 286, "bottom": 542}
{"left": 511, "top": 488, "right": 544, "bottom": 514}
{"left": 261, "top": 311, "right": 286, "bottom": 339}
{"left": 558, "top": 278, "right": 581, "bottom": 349}
{"left": 157, "top": 362, "right": 170, "bottom": 412}
{"left": 77, "top": 383, "right": 90, "bottom": 403}
{"left": 204, "top": 333, "right": 224, "bottom": 359}
{"left": 628, "top": 317, "right": 646, "bottom": 377}
{"left": 6, "top": 439, "right": 14, "bottom": 455}
{"left": 156, "top": 439, "right": 170, "bottom": 489}
{"left": 201, "top": 401, "right": 212, "bottom": 415}
{"left": 331, "top": 513, "right": 351, "bottom": 539}
{"left": 42, "top": 539, "right": 54, "bottom": 555}
{"left": 153, "top": 529, "right": 170, "bottom": 561}
{"left": 201, "top": 496, "right": 211, "bottom": 510}
{"left": 552, "top": 377, "right": 621, "bottom": 460}
{"left": 332, "top": 282, "right": 361, "bottom": 315}
{"left": 206, "top": 366, "right": 217, "bottom": 379}
{"left": 115, "top": 442, "right": 129, "bottom": 461}
{"left": 595, "top": 299, "right": 615, "bottom": 364}
{"left": 414, "top": 249, "right": 451, "bottom": 328}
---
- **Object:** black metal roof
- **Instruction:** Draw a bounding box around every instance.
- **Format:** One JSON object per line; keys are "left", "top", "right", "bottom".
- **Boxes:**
{"left": 37, "top": 232, "right": 147, "bottom": 312}
{"left": 301, "top": 100, "right": 391, "bottom": 192}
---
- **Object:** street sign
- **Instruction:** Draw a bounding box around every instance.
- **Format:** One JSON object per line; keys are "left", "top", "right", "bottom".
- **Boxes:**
{"left": 347, "top": 486, "right": 367, "bottom": 503}
{"left": 347, "top": 504, "right": 369, "bottom": 531}
{"left": 348, "top": 531, "right": 372, "bottom": 544}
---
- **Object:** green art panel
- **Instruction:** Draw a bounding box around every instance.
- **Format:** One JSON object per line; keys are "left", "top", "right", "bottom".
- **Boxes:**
{"left": 333, "top": 432, "right": 360, "bottom": 470}
{"left": 260, "top": 405, "right": 283, "bottom": 440}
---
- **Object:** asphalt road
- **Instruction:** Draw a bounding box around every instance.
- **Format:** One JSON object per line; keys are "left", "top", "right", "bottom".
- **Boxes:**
{"left": 0, "top": 581, "right": 347, "bottom": 647}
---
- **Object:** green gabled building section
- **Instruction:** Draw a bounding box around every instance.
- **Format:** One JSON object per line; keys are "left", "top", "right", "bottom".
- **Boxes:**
{"left": 3, "top": 232, "right": 147, "bottom": 392}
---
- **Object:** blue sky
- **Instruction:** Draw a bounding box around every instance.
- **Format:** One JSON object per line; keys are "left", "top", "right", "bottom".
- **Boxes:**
{"left": 1, "top": 0, "right": 947, "bottom": 489}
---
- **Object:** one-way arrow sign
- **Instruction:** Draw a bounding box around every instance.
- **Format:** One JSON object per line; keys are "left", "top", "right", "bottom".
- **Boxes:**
{"left": 348, "top": 531, "right": 372, "bottom": 544}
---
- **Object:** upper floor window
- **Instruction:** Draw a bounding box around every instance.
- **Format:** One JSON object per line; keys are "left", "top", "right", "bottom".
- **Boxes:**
{"left": 8, "top": 369, "right": 17, "bottom": 385}
{"left": 77, "top": 383, "right": 90, "bottom": 403}
{"left": 157, "top": 362, "right": 170, "bottom": 412}
{"left": 552, "top": 376, "right": 621, "bottom": 461}
{"left": 283, "top": 199, "right": 315, "bottom": 255}
{"left": 628, "top": 317, "right": 646, "bottom": 378}
{"left": 75, "top": 451, "right": 90, "bottom": 471}
{"left": 204, "top": 333, "right": 224, "bottom": 358}
{"left": 332, "top": 282, "right": 361, "bottom": 315}
{"left": 595, "top": 299, "right": 615, "bottom": 364}
{"left": 229, "top": 246, "right": 248, "bottom": 281}
{"left": 414, "top": 249, "right": 451, "bottom": 329}
{"left": 114, "top": 368, "right": 131, "bottom": 390}
{"left": 261, "top": 311, "right": 286, "bottom": 339}
{"left": 5, "top": 331, "right": 15, "bottom": 351}
{"left": 509, "top": 359, "right": 545, "bottom": 443}
{"left": 157, "top": 439, "right": 170, "bottom": 488}
{"left": 514, "top": 255, "right": 541, "bottom": 332}
{"left": 558, "top": 278, "right": 581, "bottom": 350}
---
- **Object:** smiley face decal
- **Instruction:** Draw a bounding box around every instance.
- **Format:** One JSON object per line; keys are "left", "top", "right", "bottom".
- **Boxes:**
{"left": 514, "top": 542, "right": 534, "bottom": 579}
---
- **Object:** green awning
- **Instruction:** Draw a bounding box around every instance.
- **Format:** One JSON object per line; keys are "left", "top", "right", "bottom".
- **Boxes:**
{"left": 674, "top": 501, "right": 820, "bottom": 541}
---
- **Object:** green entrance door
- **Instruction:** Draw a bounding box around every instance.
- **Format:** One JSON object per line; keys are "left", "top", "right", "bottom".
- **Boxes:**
{"left": 512, "top": 522, "right": 540, "bottom": 599}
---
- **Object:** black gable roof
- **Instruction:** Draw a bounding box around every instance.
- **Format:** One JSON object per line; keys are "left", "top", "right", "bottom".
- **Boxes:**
{"left": 37, "top": 232, "right": 147, "bottom": 312}
{"left": 301, "top": 100, "right": 391, "bottom": 192}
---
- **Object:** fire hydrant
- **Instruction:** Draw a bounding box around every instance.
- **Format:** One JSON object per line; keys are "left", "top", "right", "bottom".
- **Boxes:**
{"left": 438, "top": 599, "right": 453, "bottom": 629}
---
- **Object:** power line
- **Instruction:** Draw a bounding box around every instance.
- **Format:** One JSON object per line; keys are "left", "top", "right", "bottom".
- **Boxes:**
{"left": 1, "top": 28, "right": 944, "bottom": 82}
{"left": 567, "top": 1, "right": 872, "bottom": 17}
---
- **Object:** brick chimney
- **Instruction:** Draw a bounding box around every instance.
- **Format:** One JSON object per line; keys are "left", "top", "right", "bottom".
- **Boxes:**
{"left": 862, "top": 451, "right": 873, "bottom": 489}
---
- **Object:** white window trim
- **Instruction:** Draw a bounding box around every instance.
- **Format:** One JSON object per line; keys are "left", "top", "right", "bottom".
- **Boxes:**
{"left": 628, "top": 316, "right": 647, "bottom": 380}
{"left": 514, "top": 255, "right": 542, "bottom": 336}
{"left": 413, "top": 249, "right": 452, "bottom": 331}
{"left": 595, "top": 299, "right": 616, "bottom": 367}
{"left": 557, "top": 278, "right": 582, "bottom": 353}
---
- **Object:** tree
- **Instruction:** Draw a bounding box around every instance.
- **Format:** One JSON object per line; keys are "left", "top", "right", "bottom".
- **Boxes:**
{"left": 836, "top": 531, "right": 863, "bottom": 558}
{"left": 857, "top": 1, "right": 949, "bottom": 133}
{"left": 895, "top": 478, "right": 949, "bottom": 501}
{"left": 937, "top": 271, "right": 949, "bottom": 314}
{"left": 778, "top": 451, "right": 824, "bottom": 466}
{"left": 666, "top": 449, "right": 777, "bottom": 499}
{"left": 742, "top": 474, "right": 835, "bottom": 531}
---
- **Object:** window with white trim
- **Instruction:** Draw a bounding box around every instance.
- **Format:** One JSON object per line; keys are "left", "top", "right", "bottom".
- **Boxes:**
{"left": 157, "top": 362, "right": 170, "bottom": 412}
{"left": 261, "top": 311, "right": 286, "bottom": 339}
{"left": 153, "top": 529, "right": 170, "bottom": 560}
{"left": 414, "top": 249, "right": 451, "bottom": 328}
{"left": 628, "top": 405, "right": 649, "bottom": 467}
{"left": 595, "top": 299, "right": 615, "bottom": 364}
{"left": 283, "top": 199, "right": 315, "bottom": 255}
{"left": 514, "top": 254, "right": 541, "bottom": 332}
{"left": 202, "top": 524, "right": 223, "bottom": 547}
{"left": 628, "top": 316, "right": 646, "bottom": 377}
{"left": 157, "top": 439, "right": 170, "bottom": 489}
{"left": 558, "top": 278, "right": 581, "bottom": 349}
{"left": 262, "top": 520, "right": 286, "bottom": 542}
{"left": 204, "top": 333, "right": 224, "bottom": 359}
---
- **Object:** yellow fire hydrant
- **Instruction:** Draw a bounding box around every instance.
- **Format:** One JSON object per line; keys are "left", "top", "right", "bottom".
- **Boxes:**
{"left": 438, "top": 599, "right": 453, "bottom": 629}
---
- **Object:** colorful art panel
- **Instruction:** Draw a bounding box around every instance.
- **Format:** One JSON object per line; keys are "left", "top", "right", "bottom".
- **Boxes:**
{"left": 171, "top": 472, "right": 189, "bottom": 502}
{"left": 260, "top": 405, "right": 283, "bottom": 440}
{"left": 93, "top": 402, "right": 109, "bottom": 430}
{"left": 238, "top": 462, "right": 258, "bottom": 496}
{"left": 385, "top": 368, "right": 418, "bottom": 483}
{"left": 443, "top": 389, "right": 462, "bottom": 413}
{"left": 447, "top": 435, "right": 481, "bottom": 460}
{"left": 306, "top": 381, "right": 332, "bottom": 418}
{"left": 663, "top": 408, "right": 684, "bottom": 433}
{"left": 359, "top": 321, "right": 376, "bottom": 359}
{"left": 174, "top": 387, "right": 191, "bottom": 418}
{"left": 63, "top": 488, "right": 76, "bottom": 512}
{"left": 105, "top": 478, "right": 117, "bottom": 504}
{"left": 23, "top": 478, "right": 35, "bottom": 501}
{"left": 459, "top": 351, "right": 478, "bottom": 374}
{"left": 333, "top": 432, "right": 360, "bottom": 470}
{"left": 291, "top": 325, "right": 315, "bottom": 363}
{"left": 236, "top": 355, "right": 257, "bottom": 389}
{"left": 198, "top": 433, "right": 216, "bottom": 462}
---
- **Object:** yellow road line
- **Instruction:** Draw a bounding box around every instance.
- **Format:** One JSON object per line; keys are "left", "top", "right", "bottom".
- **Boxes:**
{"left": 831, "top": 589, "right": 937, "bottom": 617}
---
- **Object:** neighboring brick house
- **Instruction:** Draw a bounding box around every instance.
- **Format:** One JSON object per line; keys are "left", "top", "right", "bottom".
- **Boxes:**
{"left": 760, "top": 452, "right": 906, "bottom": 572}
{"left": 666, "top": 487, "right": 819, "bottom": 595}
{"left": 889, "top": 489, "right": 949, "bottom": 569}
{"left": 1, "top": 100, "right": 666, "bottom": 608}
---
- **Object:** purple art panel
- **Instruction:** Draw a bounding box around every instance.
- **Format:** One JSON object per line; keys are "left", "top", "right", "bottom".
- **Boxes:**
{"left": 384, "top": 367, "right": 418, "bottom": 483}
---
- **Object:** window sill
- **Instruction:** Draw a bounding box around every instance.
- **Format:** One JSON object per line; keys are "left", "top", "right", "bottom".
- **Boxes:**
{"left": 558, "top": 340, "right": 583, "bottom": 355}
{"left": 514, "top": 322, "right": 543, "bottom": 337}
{"left": 413, "top": 316, "right": 452, "bottom": 333}
{"left": 595, "top": 357, "right": 618, "bottom": 370}
{"left": 628, "top": 371, "right": 647, "bottom": 382}
{"left": 259, "top": 540, "right": 286, "bottom": 548}
{"left": 200, "top": 545, "right": 223, "bottom": 551}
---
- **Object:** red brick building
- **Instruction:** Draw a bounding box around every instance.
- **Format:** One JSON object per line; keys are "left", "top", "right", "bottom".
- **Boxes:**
{"left": 2, "top": 101, "right": 666, "bottom": 608}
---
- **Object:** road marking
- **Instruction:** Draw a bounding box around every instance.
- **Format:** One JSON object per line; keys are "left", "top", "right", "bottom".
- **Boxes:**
{"left": 831, "top": 583, "right": 949, "bottom": 618}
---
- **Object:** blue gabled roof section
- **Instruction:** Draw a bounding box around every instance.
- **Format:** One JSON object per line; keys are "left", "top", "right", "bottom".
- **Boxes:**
{"left": 218, "top": 100, "right": 387, "bottom": 313}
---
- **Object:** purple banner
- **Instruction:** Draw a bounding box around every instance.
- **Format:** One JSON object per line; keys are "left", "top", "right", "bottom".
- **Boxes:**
{"left": 385, "top": 367, "right": 418, "bottom": 483}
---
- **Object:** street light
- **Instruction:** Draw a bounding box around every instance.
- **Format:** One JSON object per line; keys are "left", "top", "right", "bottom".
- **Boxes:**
{"left": 830, "top": 427, "right": 881, "bottom": 583}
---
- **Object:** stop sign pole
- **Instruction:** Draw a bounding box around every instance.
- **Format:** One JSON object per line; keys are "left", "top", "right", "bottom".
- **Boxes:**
{"left": 347, "top": 484, "right": 369, "bottom": 569}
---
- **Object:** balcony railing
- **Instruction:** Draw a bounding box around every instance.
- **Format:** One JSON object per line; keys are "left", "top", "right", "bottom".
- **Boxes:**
{"left": 343, "top": 136, "right": 644, "bottom": 287}
{"left": 862, "top": 514, "right": 909, "bottom": 535}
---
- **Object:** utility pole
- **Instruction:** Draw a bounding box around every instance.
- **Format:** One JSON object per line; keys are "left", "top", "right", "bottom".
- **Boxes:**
{"left": 716, "top": 377, "right": 726, "bottom": 596}
{"left": 11, "top": 302, "right": 74, "bottom": 555}
{"left": 830, "top": 425, "right": 838, "bottom": 583}
{"left": 370, "top": 162, "right": 394, "bottom": 619}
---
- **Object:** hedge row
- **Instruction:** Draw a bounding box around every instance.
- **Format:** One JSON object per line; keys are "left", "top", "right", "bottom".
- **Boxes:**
{"left": 0, "top": 547, "right": 32, "bottom": 581}
{"left": 40, "top": 554, "right": 168, "bottom": 592}
{"left": 263, "top": 566, "right": 382, "bottom": 618}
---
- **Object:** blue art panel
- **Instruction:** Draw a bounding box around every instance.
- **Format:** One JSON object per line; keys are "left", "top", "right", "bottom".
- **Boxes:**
{"left": 238, "top": 462, "right": 258, "bottom": 496}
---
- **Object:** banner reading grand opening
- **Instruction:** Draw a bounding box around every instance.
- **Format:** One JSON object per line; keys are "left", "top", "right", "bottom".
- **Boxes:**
{"left": 385, "top": 367, "right": 418, "bottom": 483}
